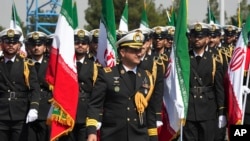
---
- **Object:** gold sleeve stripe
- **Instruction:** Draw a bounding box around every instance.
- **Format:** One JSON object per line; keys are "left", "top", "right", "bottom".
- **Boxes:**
{"left": 31, "top": 102, "right": 39, "bottom": 105}
{"left": 86, "top": 118, "right": 98, "bottom": 127}
{"left": 148, "top": 128, "right": 158, "bottom": 136}
{"left": 219, "top": 107, "right": 226, "bottom": 110}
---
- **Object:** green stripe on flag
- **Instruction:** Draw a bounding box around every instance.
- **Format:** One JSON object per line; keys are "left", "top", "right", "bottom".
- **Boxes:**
{"left": 101, "top": 0, "right": 117, "bottom": 57}
{"left": 174, "top": 0, "right": 190, "bottom": 118}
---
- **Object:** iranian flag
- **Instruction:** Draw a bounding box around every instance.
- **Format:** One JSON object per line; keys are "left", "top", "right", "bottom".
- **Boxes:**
{"left": 72, "top": 0, "right": 78, "bottom": 28}
{"left": 118, "top": 0, "right": 128, "bottom": 32}
{"left": 158, "top": 0, "right": 190, "bottom": 140}
{"left": 97, "top": 0, "right": 117, "bottom": 67}
{"left": 139, "top": 0, "right": 149, "bottom": 29}
{"left": 10, "top": 2, "right": 27, "bottom": 57}
{"left": 45, "top": 0, "right": 79, "bottom": 141}
{"left": 225, "top": 13, "right": 250, "bottom": 127}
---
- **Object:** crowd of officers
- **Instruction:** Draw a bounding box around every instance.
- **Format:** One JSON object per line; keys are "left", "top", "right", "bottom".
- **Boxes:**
{"left": 0, "top": 21, "right": 249, "bottom": 141}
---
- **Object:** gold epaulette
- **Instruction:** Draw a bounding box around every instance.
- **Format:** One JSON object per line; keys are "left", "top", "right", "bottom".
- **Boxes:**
{"left": 23, "top": 58, "right": 35, "bottom": 89}
{"left": 153, "top": 56, "right": 164, "bottom": 66}
{"left": 160, "top": 54, "right": 168, "bottom": 61}
{"left": 154, "top": 56, "right": 165, "bottom": 75}
{"left": 103, "top": 67, "right": 112, "bottom": 73}
{"left": 95, "top": 62, "right": 102, "bottom": 67}
{"left": 88, "top": 53, "right": 94, "bottom": 59}
{"left": 24, "top": 58, "right": 35, "bottom": 66}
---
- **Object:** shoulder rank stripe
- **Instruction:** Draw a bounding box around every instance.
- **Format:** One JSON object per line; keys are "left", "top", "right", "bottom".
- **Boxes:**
{"left": 103, "top": 67, "right": 112, "bottom": 73}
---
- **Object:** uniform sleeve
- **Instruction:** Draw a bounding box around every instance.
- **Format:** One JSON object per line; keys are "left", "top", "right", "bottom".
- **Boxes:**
{"left": 214, "top": 60, "right": 226, "bottom": 115}
{"left": 146, "top": 70, "right": 159, "bottom": 140}
{"left": 86, "top": 68, "right": 107, "bottom": 135}
{"left": 28, "top": 63, "right": 40, "bottom": 110}
{"left": 153, "top": 63, "right": 164, "bottom": 121}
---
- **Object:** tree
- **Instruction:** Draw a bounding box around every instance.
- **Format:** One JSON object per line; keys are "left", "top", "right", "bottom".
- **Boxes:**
{"left": 84, "top": 0, "right": 169, "bottom": 30}
{"left": 204, "top": 0, "right": 220, "bottom": 24}
{"left": 27, "top": 9, "right": 58, "bottom": 34}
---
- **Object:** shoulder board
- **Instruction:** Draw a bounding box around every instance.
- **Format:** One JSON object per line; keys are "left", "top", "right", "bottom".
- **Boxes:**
{"left": 0, "top": 56, "right": 4, "bottom": 62}
{"left": 24, "top": 58, "right": 35, "bottom": 66}
{"left": 88, "top": 53, "right": 94, "bottom": 58}
{"left": 103, "top": 67, "right": 112, "bottom": 73}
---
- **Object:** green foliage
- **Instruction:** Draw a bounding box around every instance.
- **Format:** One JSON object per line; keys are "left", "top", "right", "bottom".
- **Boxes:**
{"left": 228, "top": 0, "right": 250, "bottom": 26}
{"left": 84, "top": 0, "right": 168, "bottom": 30}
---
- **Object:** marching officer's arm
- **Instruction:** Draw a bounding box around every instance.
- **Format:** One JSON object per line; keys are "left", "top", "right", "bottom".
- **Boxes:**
{"left": 25, "top": 58, "right": 40, "bottom": 110}
{"left": 86, "top": 68, "right": 107, "bottom": 135}
{"left": 153, "top": 58, "right": 164, "bottom": 122}
{"left": 145, "top": 71, "right": 159, "bottom": 141}
{"left": 214, "top": 57, "right": 226, "bottom": 116}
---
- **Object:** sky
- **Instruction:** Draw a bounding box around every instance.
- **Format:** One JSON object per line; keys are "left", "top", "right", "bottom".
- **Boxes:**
{"left": 0, "top": 0, "right": 249, "bottom": 29}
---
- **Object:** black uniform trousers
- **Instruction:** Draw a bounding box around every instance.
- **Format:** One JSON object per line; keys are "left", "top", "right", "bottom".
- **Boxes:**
{"left": 183, "top": 119, "right": 216, "bottom": 141}
{"left": 27, "top": 120, "right": 50, "bottom": 141}
{"left": 0, "top": 120, "right": 25, "bottom": 141}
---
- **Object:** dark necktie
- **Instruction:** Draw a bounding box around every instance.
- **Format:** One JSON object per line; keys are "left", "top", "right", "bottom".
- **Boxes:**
{"left": 127, "top": 71, "right": 136, "bottom": 90}
{"left": 196, "top": 56, "right": 202, "bottom": 64}
{"left": 35, "top": 62, "right": 41, "bottom": 72}
{"left": 6, "top": 61, "right": 13, "bottom": 72}
{"left": 77, "top": 62, "right": 82, "bottom": 72}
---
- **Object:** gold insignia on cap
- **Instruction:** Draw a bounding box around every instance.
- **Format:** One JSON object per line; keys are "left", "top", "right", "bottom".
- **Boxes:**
{"left": 194, "top": 24, "right": 202, "bottom": 31}
{"left": 168, "top": 28, "right": 175, "bottom": 35}
{"left": 32, "top": 32, "right": 40, "bottom": 40}
{"left": 77, "top": 30, "right": 85, "bottom": 38}
{"left": 7, "top": 29, "right": 15, "bottom": 37}
{"left": 227, "top": 26, "right": 233, "bottom": 32}
{"left": 133, "top": 32, "right": 143, "bottom": 43}
{"left": 210, "top": 25, "right": 216, "bottom": 31}
{"left": 93, "top": 30, "right": 99, "bottom": 37}
{"left": 155, "top": 27, "right": 162, "bottom": 34}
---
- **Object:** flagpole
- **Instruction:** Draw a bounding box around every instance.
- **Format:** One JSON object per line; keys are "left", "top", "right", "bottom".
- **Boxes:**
{"left": 242, "top": 63, "right": 250, "bottom": 124}
{"left": 12, "top": 0, "right": 17, "bottom": 28}
{"left": 207, "top": 0, "right": 211, "bottom": 24}
{"left": 238, "top": 0, "right": 242, "bottom": 28}
{"left": 180, "top": 120, "right": 183, "bottom": 141}
{"left": 220, "top": 0, "right": 225, "bottom": 26}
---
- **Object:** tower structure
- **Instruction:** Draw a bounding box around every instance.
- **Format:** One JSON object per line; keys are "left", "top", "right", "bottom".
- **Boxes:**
{"left": 26, "top": 0, "right": 61, "bottom": 34}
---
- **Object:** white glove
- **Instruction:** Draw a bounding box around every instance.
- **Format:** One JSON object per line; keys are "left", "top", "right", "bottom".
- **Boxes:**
{"left": 26, "top": 109, "right": 38, "bottom": 123}
{"left": 218, "top": 115, "right": 227, "bottom": 128}
{"left": 97, "top": 122, "right": 102, "bottom": 130}
{"left": 243, "top": 86, "right": 250, "bottom": 94}
{"left": 156, "top": 121, "right": 163, "bottom": 127}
